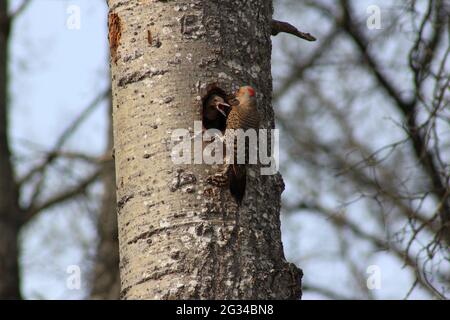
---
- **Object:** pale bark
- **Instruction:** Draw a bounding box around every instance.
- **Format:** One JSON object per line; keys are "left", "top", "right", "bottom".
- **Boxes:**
{"left": 109, "top": 0, "right": 301, "bottom": 299}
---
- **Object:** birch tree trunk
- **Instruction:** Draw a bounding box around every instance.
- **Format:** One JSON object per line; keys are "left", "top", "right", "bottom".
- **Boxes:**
{"left": 108, "top": 0, "right": 301, "bottom": 299}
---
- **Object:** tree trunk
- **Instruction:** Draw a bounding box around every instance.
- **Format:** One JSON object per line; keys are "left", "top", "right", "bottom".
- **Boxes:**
{"left": 90, "top": 104, "right": 121, "bottom": 299}
{"left": 109, "top": 0, "right": 301, "bottom": 299}
{"left": 0, "top": 1, "right": 22, "bottom": 300}
{"left": 0, "top": 222, "right": 21, "bottom": 299}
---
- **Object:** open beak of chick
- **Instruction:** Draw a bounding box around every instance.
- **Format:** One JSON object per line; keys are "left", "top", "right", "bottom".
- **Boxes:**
{"left": 215, "top": 102, "right": 230, "bottom": 117}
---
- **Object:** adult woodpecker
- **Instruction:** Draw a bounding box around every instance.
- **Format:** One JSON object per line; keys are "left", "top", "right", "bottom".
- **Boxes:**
{"left": 207, "top": 86, "right": 260, "bottom": 204}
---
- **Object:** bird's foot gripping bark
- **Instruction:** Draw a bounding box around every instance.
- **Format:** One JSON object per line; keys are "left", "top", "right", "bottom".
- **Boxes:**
{"left": 206, "top": 165, "right": 231, "bottom": 187}
{"left": 206, "top": 172, "right": 228, "bottom": 187}
{"left": 207, "top": 164, "right": 246, "bottom": 205}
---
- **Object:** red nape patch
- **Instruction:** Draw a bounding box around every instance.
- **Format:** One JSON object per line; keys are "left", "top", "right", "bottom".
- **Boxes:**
{"left": 247, "top": 87, "right": 255, "bottom": 97}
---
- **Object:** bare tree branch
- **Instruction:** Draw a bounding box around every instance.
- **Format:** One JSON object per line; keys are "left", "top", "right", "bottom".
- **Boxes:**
{"left": 271, "top": 19, "right": 316, "bottom": 41}
{"left": 291, "top": 201, "right": 446, "bottom": 299}
{"left": 274, "top": 0, "right": 449, "bottom": 300}
{"left": 274, "top": 29, "right": 338, "bottom": 102}
{"left": 302, "top": 283, "right": 357, "bottom": 300}
{"left": 10, "top": 0, "right": 33, "bottom": 19}
{"left": 23, "top": 168, "right": 103, "bottom": 223}
{"left": 18, "top": 88, "right": 110, "bottom": 186}
{"left": 338, "top": 0, "right": 450, "bottom": 245}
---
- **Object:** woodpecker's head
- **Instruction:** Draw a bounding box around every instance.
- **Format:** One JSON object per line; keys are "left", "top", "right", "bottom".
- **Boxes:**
{"left": 237, "top": 86, "right": 255, "bottom": 98}
{"left": 235, "top": 86, "right": 256, "bottom": 109}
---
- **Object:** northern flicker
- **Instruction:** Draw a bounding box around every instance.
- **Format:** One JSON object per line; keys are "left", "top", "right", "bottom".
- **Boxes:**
{"left": 203, "top": 94, "right": 230, "bottom": 130}
{"left": 207, "top": 86, "right": 260, "bottom": 204}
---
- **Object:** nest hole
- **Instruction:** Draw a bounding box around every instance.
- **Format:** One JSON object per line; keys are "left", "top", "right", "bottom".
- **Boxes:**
{"left": 202, "top": 86, "right": 231, "bottom": 132}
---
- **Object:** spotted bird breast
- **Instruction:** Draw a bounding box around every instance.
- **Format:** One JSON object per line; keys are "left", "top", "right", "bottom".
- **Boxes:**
{"left": 226, "top": 107, "right": 260, "bottom": 131}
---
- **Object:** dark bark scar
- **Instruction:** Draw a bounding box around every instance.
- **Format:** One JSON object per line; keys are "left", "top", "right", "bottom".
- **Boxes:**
{"left": 108, "top": 12, "right": 122, "bottom": 65}
{"left": 147, "top": 30, "right": 152, "bottom": 46}
{"left": 117, "top": 193, "right": 134, "bottom": 212}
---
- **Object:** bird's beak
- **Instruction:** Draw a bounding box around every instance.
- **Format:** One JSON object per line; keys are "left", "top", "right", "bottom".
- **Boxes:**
{"left": 215, "top": 102, "right": 230, "bottom": 117}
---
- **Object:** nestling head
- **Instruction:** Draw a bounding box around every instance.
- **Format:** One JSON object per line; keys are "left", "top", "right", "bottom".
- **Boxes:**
{"left": 207, "top": 94, "right": 231, "bottom": 119}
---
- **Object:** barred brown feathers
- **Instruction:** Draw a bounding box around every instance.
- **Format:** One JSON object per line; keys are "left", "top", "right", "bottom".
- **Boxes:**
{"left": 207, "top": 86, "right": 260, "bottom": 204}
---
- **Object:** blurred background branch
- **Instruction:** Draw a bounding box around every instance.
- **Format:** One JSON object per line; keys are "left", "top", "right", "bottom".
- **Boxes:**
{"left": 275, "top": 0, "right": 449, "bottom": 299}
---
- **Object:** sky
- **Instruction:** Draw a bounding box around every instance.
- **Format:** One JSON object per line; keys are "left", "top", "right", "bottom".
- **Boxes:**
{"left": 10, "top": 0, "right": 109, "bottom": 299}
